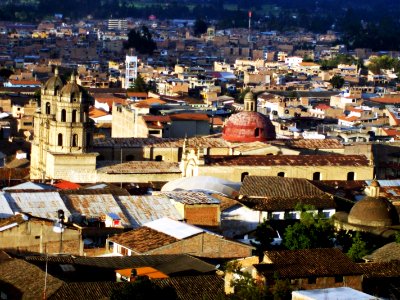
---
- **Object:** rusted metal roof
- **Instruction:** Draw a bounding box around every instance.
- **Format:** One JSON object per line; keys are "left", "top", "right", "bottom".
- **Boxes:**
{"left": 116, "top": 195, "right": 182, "bottom": 228}
{"left": 62, "top": 193, "right": 129, "bottom": 226}
{"left": 204, "top": 154, "right": 370, "bottom": 167}
{"left": 160, "top": 191, "right": 220, "bottom": 205}
{"left": 5, "top": 191, "right": 70, "bottom": 220}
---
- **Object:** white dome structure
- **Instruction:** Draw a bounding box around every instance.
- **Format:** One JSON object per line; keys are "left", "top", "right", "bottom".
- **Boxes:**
{"left": 161, "top": 176, "right": 241, "bottom": 197}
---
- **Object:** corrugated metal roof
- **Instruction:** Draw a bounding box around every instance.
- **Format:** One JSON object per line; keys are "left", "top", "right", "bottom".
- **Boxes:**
{"left": 3, "top": 182, "right": 56, "bottom": 190}
{"left": 144, "top": 217, "right": 203, "bottom": 240}
{"left": 160, "top": 191, "right": 220, "bottom": 205}
{"left": 62, "top": 193, "right": 129, "bottom": 226}
{"left": 0, "top": 192, "right": 13, "bottom": 218}
{"left": 5, "top": 191, "right": 70, "bottom": 220}
{"left": 366, "top": 180, "right": 400, "bottom": 187}
{"left": 117, "top": 195, "right": 182, "bottom": 228}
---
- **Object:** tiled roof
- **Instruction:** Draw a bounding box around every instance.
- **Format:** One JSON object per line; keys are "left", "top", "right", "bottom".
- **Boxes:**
{"left": 204, "top": 154, "right": 370, "bottom": 167}
{"left": 358, "top": 261, "right": 400, "bottom": 278}
{"left": 96, "top": 161, "right": 181, "bottom": 174}
{"left": 240, "top": 176, "right": 329, "bottom": 198}
{"left": 142, "top": 115, "right": 171, "bottom": 123}
{"left": 257, "top": 248, "right": 363, "bottom": 278}
{"left": 0, "top": 258, "right": 64, "bottom": 299}
{"left": 154, "top": 275, "right": 224, "bottom": 300}
{"left": 169, "top": 113, "right": 209, "bottom": 121}
{"left": 239, "top": 176, "right": 334, "bottom": 211}
{"left": 363, "top": 242, "right": 400, "bottom": 262}
{"left": 285, "top": 139, "right": 344, "bottom": 149}
{"left": 25, "top": 254, "right": 216, "bottom": 276}
{"left": 108, "top": 227, "right": 178, "bottom": 253}
{"left": 48, "top": 275, "right": 224, "bottom": 300}
{"left": 369, "top": 97, "right": 400, "bottom": 104}
{"left": 53, "top": 180, "right": 81, "bottom": 190}
{"left": 93, "top": 136, "right": 230, "bottom": 148}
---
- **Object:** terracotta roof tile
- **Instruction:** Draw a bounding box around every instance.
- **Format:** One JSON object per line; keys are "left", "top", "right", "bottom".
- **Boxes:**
{"left": 170, "top": 113, "right": 210, "bottom": 121}
{"left": 96, "top": 161, "right": 181, "bottom": 174}
{"left": 108, "top": 227, "right": 178, "bottom": 253}
{"left": 285, "top": 139, "right": 344, "bottom": 150}
{"left": 257, "top": 248, "right": 363, "bottom": 278}
{"left": 204, "top": 154, "right": 370, "bottom": 167}
{"left": 358, "top": 261, "right": 400, "bottom": 278}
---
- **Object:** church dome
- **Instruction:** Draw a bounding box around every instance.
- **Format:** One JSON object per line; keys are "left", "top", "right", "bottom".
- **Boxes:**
{"left": 43, "top": 68, "right": 63, "bottom": 94}
{"left": 348, "top": 196, "right": 399, "bottom": 227}
{"left": 60, "top": 73, "right": 87, "bottom": 103}
{"left": 222, "top": 111, "right": 276, "bottom": 142}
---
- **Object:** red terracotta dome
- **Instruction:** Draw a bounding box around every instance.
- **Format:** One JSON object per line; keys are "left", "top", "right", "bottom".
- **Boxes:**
{"left": 222, "top": 111, "right": 276, "bottom": 142}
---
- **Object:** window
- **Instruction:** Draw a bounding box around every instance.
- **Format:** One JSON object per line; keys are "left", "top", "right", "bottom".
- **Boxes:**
{"left": 61, "top": 109, "right": 66, "bottom": 122}
{"left": 45, "top": 102, "right": 51, "bottom": 114}
{"left": 312, "top": 172, "right": 321, "bottom": 181}
{"left": 255, "top": 128, "right": 260, "bottom": 137}
{"left": 308, "top": 277, "right": 316, "bottom": 284}
{"left": 57, "top": 133, "right": 63, "bottom": 146}
{"left": 72, "top": 134, "right": 78, "bottom": 147}
{"left": 72, "top": 110, "right": 77, "bottom": 122}
{"left": 347, "top": 172, "right": 355, "bottom": 181}
{"left": 155, "top": 155, "right": 163, "bottom": 161}
{"left": 334, "top": 275, "right": 343, "bottom": 283}
{"left": 241, "top": 172, "right": 249, "bottom": 182}
{"left": 277, "top": 172, "right": 285, "bottom": 177}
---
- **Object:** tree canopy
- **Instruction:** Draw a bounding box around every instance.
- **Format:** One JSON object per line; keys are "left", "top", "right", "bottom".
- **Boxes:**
{"left": 127, "top": 74, "right": 148, "bottom": 92}
{"left": 283, "top": 206, "right": 335, "bottom": 250}
{"left": 193, "top": 18, "right": 208, "bottom": 37}
{"left": 347, "top": 232, "right": 369, "bottom": 262}
{"left": 125, "top": 26, "right": 157, "bottom": 55}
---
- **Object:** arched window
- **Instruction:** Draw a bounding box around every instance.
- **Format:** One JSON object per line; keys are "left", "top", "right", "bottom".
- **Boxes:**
{"left": 61, "top": 109, "right": 66, "bottom": 122}
{"left": 277, "top": 172, "right": 285, "bottom": 177}
{"left": 57, "top": 133, "right": 63, "bottom": 146}
{"left": 72, "top": 134, "right": 78, "bottom": 147}
{"left": 72, "top": 110, "right": 77, "bottom": 123}
{"left": 45, "top": 102, "right": 51, "bottom": 114}
{"left": 255, "top": 128, "right": 260, "bottom": 137}
{"left": 241, "top": 172, "right": 249, "bottom": 182}
{"left": 313, "top": 172, "right": 321, "bottom": 181}
{"left": 347, "top": 172, "right": 355, "bottom": 181}
{"left": 155, "top": 155, "right": 163, "bottom": 161}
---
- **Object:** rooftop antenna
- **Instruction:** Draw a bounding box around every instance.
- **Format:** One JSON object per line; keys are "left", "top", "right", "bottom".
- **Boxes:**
{"left": 248, "top": 11, "right": 252, "bottom": 44}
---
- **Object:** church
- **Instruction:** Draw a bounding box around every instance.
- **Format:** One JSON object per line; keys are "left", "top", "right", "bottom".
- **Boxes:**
{"left": 30, "top": 72, "right": 374, "bottom": 184}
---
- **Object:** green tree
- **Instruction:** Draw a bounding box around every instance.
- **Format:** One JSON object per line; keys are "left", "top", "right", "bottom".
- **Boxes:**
{"left": 193, "top": 18, "right": 208, "bottom": 37}
{"left": 0, "top": 68, "right": 13, "bottom": 79}
{"left": 128, "top": 74, "right": 147, "bottom": 92}
{"left": 110, "top": 276, "right": 177, "bottom": 300}
{"left": 236, "top": 87, "right": 250, "bottom": 103}
{"left": 252, "top": 220, "right": 275, "bottom": 260}
{"left": 330, "top": 75, "right": 345, "bottom": 89}
{"left": 347, "top": 232, "right": 368, "bottom": 262}
{"left": 283, "top": 206, "right": 334, "bottom": 250}
{"left": 395, "top": 231, "right": 400, "bottom": 244}
{"left": 125, "top": 26, "right": 156, "bottom": 55}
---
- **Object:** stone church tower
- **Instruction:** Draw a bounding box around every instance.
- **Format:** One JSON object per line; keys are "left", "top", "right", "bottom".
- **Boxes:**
{"left": 30, "top": 70, "right": 98, "bottom": 182}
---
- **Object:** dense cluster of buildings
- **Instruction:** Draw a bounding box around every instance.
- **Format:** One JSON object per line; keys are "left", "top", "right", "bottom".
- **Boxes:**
{"left": 0, "top": 16, "right": 399, "bottom": 299}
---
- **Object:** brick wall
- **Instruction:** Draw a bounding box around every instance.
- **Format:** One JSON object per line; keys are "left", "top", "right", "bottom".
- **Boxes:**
{"left": 184, "top": 205, "right": 220, "bottom": 227}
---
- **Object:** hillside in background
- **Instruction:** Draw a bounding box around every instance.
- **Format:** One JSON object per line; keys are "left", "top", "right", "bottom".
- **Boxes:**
{"left": 1, "top": 0, "right": 399, "bottom": 50}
